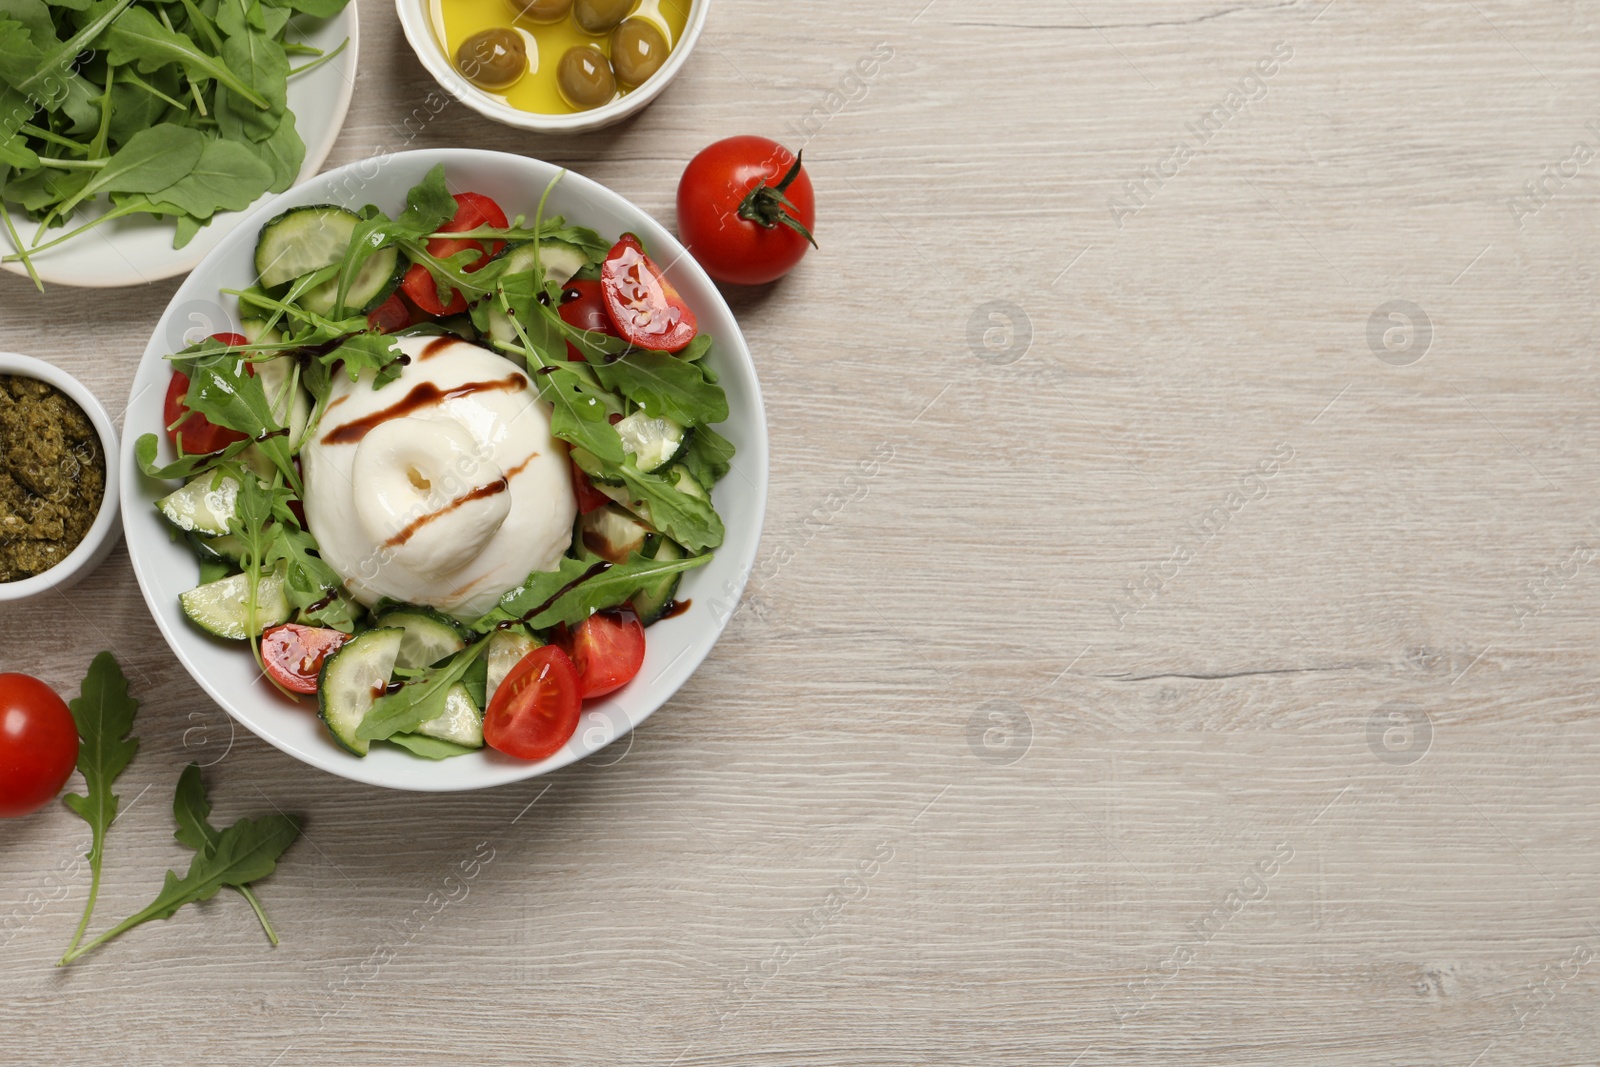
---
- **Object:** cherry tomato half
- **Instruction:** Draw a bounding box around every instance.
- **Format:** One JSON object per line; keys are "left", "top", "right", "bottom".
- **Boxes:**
{"left": 367, "top": 292, "right": 413, "bottom": 334}
{"left": 600, "top": 234, "right": 698, "bottom": 352}
{"left": 401, "top": 264, "right": 470, "bottom": 316}
{"left": 677, "top": 135, "right": 816, "bottom": 286}
{"left": 483, "top": 645, "right": 583, "bottom": 761}
{"left": 557, "top": 279, "right": 617, "bottom": 362}
{"left": 162, "top": 333, "right": 253, "bottom": 455}
{"left": 400, "top": 192, "right": 510, "bottom": 317}
{"left": 562, "top": 611, "right": 645, "bottom": 698}
{"left": 262, "top": 624, "right": 351, "bottom": 695}
{"left": 571, "top": 458, "right": 613, "bottom": 514}
{"left": 0, "top": 673, "right": 79, "bottom": 819}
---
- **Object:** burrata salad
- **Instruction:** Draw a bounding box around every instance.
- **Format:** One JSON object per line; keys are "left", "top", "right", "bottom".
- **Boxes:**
{"left": 138, "top": 165, "right": 733, "bottom": 763}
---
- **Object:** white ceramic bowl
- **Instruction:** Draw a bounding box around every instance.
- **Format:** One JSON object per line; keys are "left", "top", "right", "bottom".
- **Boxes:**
{"left": 0, "top": 354, "right": 121, "bottom": 601}
{"left": 121, "top": 148, "right": 767, "bottom": 792}
{"left": 396, "top": 0, "right": 709, "bottom": 133}
{"left": 0, "top": 7, "right": 360, "bottom": 288}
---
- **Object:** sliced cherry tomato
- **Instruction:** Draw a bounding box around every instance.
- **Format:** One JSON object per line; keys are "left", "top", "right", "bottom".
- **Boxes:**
{"left": 483, "top": 645, "right": 583, "bottom": 760}
{"left": 262, "top": 624, "right": 350, "bottom": 695}
{"left": 162, "top": 333, "right": 253, "bottom": 455}
{"left": 401, "top": 263, "right": 470, "bottom": 316}
{"left": 571, "top": 458, "right": 612, "bottom": 513}
{"left": 558, "top": 279, "right": 617, "bottom": 362}
{"left": 399, "top": 192, "right": 511, "bottom": 317}
{"left": 562, "top": 611, "right": 645, "bottom": 699}
{"left": 677, "top": 136, "right": 816, "bottom": 285}
{"left": 600, "top": 234, "right": 698, "bottom": 352}
{"left": 367, "top": 292, "right": 412, "bottom": 333}
{"left": 440, "top": 191, "right": 509, "bottom": 260}
{"left": 0, "top": 673, "right": 78, "bottom": 818}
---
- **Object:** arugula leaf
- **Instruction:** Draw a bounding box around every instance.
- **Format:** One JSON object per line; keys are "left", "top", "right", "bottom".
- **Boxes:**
{"left": 172, "top": 763, "right": 280, "bottom": 944}
{"left": 198, "top": 557, "right": 233, "bottom": 584}
{"left": 246, "top": 106, "right": 304, "bottom": 193}
{"left": 388, "top": 734, "right": 481, "bottom": 760}
{"left": 102, "top": 6, "right": 270, "bottom": 109}
{"left": 44, "top": 122, "right": 207, "bottom": 221}
{"left": 0, "top": 84, "right": 40, "bottom": 168}
{"left": 266, "top": 0, "right": 350, "bottom": 19}
{"left": 677, "top": 424, "right": 736, "bottom": 488}
{"left": 492, "top": 291, "right": 625, "bottom": 463}
{"left": 0, "top": 15, "right": 55, "bottom": 103}
{"left": 182, "top": 349, "right": 299, "bottom": 489}
{"left": 472, "top": 552, "right": 712, "bottom": 633}
{"left": 216, "top": 0, "right": 289, "bottom": 39}
{"left": 0, "top": 0, "right": 57, "bottom": 47}
{"left": 214, "top": 27, "right": 287, "bottom": 143}
{"left": 614, "top": 463, "right": 725, "bottom": 552}
{"left": 357, "top": 640, "right": 488, "bottom": 742}
{"left": 148, "top": 136, "right": 274, "bottom": 219}
{"left": 135, "top": 429, "right": 255, "bottom": 480}
{"left": 591, "top": 350, "right": 728, "bottom": 427}
{"left": 60, "top": 801, "right": 301, "bottom": 964}
{"left": 60, "top": 652, "right": 139, "bottom": 960}
{"left": 266, "top": 522, "right": 344, "bottom": 616}
{"left": 325, "top": 330, "right": 404, "bottom": 385}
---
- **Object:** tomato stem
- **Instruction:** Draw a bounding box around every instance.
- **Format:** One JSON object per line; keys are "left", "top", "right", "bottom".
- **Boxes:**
{"left": 736, "top": 151, "right": 818, "bottom": 249}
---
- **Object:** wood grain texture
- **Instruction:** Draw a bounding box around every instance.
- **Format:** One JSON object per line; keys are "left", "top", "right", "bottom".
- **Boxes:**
{"left": 5, "top": 0, "right": 1600, "bottom": 1063}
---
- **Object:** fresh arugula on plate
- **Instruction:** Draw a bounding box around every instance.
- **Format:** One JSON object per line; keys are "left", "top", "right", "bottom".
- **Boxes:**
{"left": 0, "top": 0, "right": 352, "bottom": 288}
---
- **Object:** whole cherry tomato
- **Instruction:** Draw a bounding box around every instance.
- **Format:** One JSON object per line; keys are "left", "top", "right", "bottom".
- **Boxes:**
{"left": 676, "top": 135, "right": 816, "bottom": 285}
{"left": 0, "top": 673, "right": 79, "bottom": 818}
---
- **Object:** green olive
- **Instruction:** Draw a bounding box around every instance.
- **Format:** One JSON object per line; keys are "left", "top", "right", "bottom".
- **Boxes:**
{"left": 572, "top": 0, "right": 634, "bottom": 34}
{"left": 505, "top": 0, "right": 571, "bottom": 22}
{"left": 556, "top": 45, "right": 616, "bottom": 109}
{"left": 610, "top": 18, "right": 667, "bottom": 87}
{"left": 455, "top": 28, "right": 528, "bottom": 91}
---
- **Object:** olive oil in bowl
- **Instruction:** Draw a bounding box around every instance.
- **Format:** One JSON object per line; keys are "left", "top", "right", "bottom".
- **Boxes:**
{"left": 431, "top": 0, "right": 689, "bottom": 115}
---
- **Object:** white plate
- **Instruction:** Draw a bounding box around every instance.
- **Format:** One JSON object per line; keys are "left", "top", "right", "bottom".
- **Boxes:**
{"left": 0, "top": 8, "right": 359, "bottom": 289}
{"left": 121, "top": 149, "right": 769, "bottom": 792}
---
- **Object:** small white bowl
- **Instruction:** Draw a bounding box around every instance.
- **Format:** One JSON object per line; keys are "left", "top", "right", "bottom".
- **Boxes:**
{"left": 0, "top": 354, "right": 121, "bottom": 601}
{"left": 396, "top": 0, "right": 710, "bottom": 134}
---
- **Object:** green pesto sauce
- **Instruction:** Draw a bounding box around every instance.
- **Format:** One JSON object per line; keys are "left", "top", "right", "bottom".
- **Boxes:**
{"left": 0, "top": 375, "right": 106, "bottom": 582}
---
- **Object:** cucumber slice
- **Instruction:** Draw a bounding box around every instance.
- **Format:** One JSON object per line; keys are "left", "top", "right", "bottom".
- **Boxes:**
{"left": 240, "top": 318, "right": 283, "bottom": 346}
{"left": 486, "top": 629, "right": 541, "bottom": 705}
{"left": 240, "top": 446, "right": 278, "bottom": 483}
{"left": 301, "top": 245, "right": 402, "bottom": 316}
{"left": 253, "top": 354, "right": 311, "bottom": 445}
{"left": 668, "top": 464, "right": 710, "bottom": 503}
{"left": 616, "top": 412, "right": 687, "bottom": 473}
{"left": 579, "top": 503, "right": 654, "bottom": 564}
{"left": 497, "top": 239, "right": 589, "bottom": 286}
{"left": 188, "top": 530, "right": 246, "bottom": 564}
{"left": 317, "top": 628, "right": 405, "bottom": 756}
{"left": 374, "top": 607, "right": 467, "bottom": 669}
{"left": 180, "top": 565, "right": 291, "bottom": 640}
{"left": 158, "top": 471, "right": 241, "bottom": 536}
{"left": 256, "top": 205, "right": 361, "bottom": 290}
{"left": 412, "top": 683, "right": 484, "bottom": 748}
{"left": 631, "top": 537, "right": 685, "bottom": 625}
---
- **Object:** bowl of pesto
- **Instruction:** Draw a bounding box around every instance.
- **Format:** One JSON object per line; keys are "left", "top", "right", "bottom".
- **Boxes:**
{"left": 0, "top": 353, "right": 120, "bottom": 601}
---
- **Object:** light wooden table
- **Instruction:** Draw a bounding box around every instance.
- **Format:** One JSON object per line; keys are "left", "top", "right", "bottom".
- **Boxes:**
{"left": 5, "top": 1, "right": 1600, "bottom": 1063}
